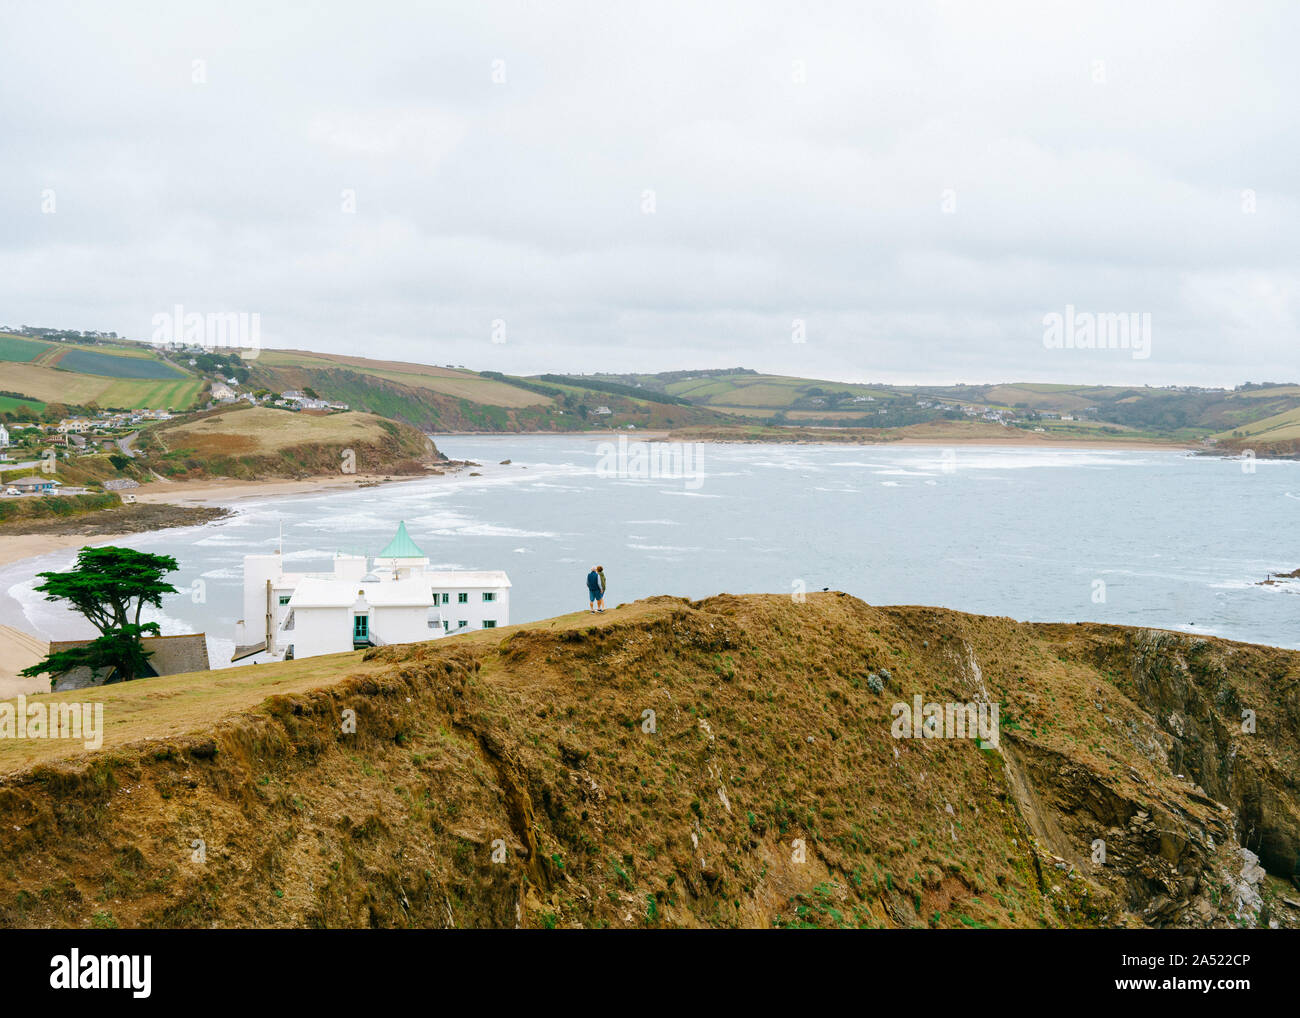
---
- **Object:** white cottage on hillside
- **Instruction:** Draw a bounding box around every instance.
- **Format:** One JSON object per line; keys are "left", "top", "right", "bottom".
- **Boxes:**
{"left": 233, "top": 521, "right": 511, "bottom": 662}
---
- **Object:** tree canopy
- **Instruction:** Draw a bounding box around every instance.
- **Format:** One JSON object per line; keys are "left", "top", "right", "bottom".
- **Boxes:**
{"left": 21, "top": 546, "right": 179, "bottom": 684}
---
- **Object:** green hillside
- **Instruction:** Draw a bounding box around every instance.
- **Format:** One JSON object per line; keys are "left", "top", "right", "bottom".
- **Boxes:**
{"left": 246, "top": 352, "right": 740, "bottom": 432}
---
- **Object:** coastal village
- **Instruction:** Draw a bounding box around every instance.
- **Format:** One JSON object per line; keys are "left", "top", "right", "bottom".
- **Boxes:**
{"left": 0, "top": 378, "right": 357, "bottom": 508}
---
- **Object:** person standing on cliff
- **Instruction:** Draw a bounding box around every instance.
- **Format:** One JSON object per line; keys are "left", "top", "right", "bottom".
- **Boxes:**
{"left": 587, "top": 567, "right": 602, "bottom": 613}
{"left": 596, "top": 565, "right": 607, "bottom": 612}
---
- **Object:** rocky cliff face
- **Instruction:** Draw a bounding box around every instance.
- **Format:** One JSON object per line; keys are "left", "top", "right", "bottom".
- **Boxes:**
{"left": 1, "top": 593, "right": 1297, "bottom": 928}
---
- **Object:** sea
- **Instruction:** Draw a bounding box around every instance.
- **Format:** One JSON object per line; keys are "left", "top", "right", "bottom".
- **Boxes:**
{"left": 2, "top": 436, "right": 1297, "bottom": 664}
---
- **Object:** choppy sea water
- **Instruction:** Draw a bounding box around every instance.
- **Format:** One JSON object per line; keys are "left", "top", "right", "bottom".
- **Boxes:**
{"left": 2, "top": 437, "right": 1297, "bottom": 665}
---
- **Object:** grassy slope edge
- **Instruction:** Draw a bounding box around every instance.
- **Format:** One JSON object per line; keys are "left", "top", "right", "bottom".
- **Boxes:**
{"left": 1, "top": 593, "right": 1296, "bottom": 930}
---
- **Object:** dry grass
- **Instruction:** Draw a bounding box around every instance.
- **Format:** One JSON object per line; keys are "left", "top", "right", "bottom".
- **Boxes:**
{"left": 158, "top": 407, "right": 397, "bottom": 455}
{"left": 0, "top": 649, "right": 378, "bottom": 773}
{"left": 1, "top": 593, "right": 1296, "bottom": 929}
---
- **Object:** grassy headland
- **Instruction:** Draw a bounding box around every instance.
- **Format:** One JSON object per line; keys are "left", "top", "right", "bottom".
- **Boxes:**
{"left": 1, "top": 593, "right": 1296, "bottom": 929}
{"left": 138, "top": 405, "right": 444, "bottom": 480}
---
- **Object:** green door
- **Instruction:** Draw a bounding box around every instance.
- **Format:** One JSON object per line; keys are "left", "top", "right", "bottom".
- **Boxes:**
{"left": 353, "top": 614, "right": 369, "bottom": 641}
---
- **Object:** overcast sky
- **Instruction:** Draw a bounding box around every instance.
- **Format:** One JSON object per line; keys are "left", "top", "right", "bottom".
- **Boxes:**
{"left": 1, "top": 1, "right": 1296, "bottom": 387}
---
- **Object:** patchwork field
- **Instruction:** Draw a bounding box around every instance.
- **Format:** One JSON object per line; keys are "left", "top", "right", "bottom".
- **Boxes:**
{"left": 0, "top": 362, "right": 201, "bottom": 410}
{"left": 662, "top": 373, "right": 891, "bottom": 408}
{"left": 258, "top": 350, "right": 551, "bottom": 407}
{"left": 980, "top": 384, "right": 1112, "bottom": 412}
{"left": 0, "top": 335, "right": 201, "bottom": 409}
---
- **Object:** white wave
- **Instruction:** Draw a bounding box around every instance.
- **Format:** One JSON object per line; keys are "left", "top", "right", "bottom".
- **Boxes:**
{"left": 448, "top": 523, "right": 557, "bottom": 538}
{"left": 199, "top": 566, "right": 243, "bottom": 581}
{"left": 194, "top": 533, "right": 256, "bottom": 547}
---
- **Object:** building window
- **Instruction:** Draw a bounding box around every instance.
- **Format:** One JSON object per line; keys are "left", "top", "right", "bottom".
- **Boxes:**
{"left": 442, "top": 620, "right": 449, "bottom": 632}
{"left": 441, "top": 592, "right": 450, "bottom": 605}
{"left": 483, "top": 620, "right": 496, "bottom": 628}
{"left": 457, "top": 620, "right": 468, "bottom": 629}
{"left": 457, "top": 592, "right": 468, "bottom": 603}
{"left": 353, "top": 615, "right": 369, "bottom": 640}
{"left": 482, "top": 592, "right": 495, "bottom": 602}
{"left": 278, "top": 595, "right": 291, "bottom": 606}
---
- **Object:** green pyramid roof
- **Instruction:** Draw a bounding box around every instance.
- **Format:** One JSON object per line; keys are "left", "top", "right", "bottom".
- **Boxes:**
{"left": 377, "top": 521, "right": 425, "bottom": 559}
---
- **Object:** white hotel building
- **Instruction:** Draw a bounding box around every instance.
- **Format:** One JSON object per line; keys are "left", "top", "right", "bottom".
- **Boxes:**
{"left": 233, "top": 522, "right": 510, "bottom": 662}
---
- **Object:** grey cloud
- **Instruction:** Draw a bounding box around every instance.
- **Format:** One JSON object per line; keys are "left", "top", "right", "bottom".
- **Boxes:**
{"left": 0, "top": 0, "right": 1295, "bottom": 386}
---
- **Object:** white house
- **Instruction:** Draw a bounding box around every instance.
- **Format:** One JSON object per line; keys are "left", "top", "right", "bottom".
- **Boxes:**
{"left": 233, "top": 521, "right": 511, "bottom": 662}
{"left": 0, "top": 423, "right": 8, "bottom": 447}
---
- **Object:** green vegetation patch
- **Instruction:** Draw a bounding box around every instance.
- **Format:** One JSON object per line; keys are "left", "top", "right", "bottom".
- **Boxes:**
{"left": 0, "top": 334, "right": 52, "bottom": 363}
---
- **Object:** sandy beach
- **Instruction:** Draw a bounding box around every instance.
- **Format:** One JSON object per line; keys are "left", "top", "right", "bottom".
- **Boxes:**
{"left": 131, "top": 471, "right": 432, "bottom": 508}
{"left": 0, "top": 533, "right": 131, "bottom": 569}
{"left": 0, "top": 624, "right": 48, "bottom": 698}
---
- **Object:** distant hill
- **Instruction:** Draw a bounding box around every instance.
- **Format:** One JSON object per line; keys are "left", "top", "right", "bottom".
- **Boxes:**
{"left": 3, "top": 326, "right": 1296, "bottom": 446}
{"left": 593, "top": 370, "right": 1300, "bottom": 445}
{"left": 246, "top": 350, "right": 739, "bottom": 432}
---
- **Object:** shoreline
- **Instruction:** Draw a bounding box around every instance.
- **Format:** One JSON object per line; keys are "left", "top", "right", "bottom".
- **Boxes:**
{"left": 688, "top": 436, "right": 1190, "bottom": 452}
{"left": 0, "top": 469, "right": 461, "bottom": 568}
{"left": 130, "top": 470, "right": 436, "bottom": 509}
{"left": 438, "top": 429, "right": 1192, "bottom": 452}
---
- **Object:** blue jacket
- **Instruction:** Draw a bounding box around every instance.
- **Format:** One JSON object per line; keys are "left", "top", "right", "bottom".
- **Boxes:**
{"left": 587, "top": 570, "right": 601, "bottom": 593}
